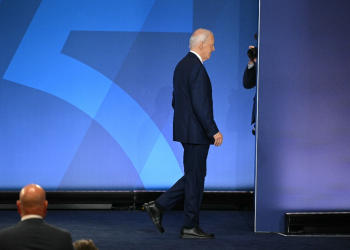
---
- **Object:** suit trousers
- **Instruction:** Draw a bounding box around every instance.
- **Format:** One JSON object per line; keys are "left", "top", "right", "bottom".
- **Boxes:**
{"left": 157, "top": 143, "right": 210, "bottom": 228}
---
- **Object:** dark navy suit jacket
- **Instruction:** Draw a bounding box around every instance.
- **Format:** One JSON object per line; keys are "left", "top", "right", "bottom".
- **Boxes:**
{"left": 172, "top": 52, "right": 219, "bottom": 144}
{"left": 0, "top": 218, "right": 74, "bottom": 250}
{"left": 243, "top": 63, "right": 257, "bottom": 125}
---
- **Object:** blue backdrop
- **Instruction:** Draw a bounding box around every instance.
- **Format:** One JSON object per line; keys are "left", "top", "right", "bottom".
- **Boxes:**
{"left": 0, "top": 0, "right": 258, "bottom": 191}
{"left": 256, "top": 0, "right": 350, "bottom": 232}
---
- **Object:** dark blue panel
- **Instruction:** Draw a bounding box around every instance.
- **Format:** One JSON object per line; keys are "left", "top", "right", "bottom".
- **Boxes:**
{"left": 0, "top": 0, "right": 42, "bottom": 76}
{"left": 140, "top": 0, "right": 192, "bottom": 32}
{"left": 193, "top": 0, "right": 230, "bottom": 29}
{"left": 61, "top": 31, "right": 139, "bottom": 81}
{"left": 256, "top": 0, "right": 350, "bottom": 232}
{"left": 112, "top": 32, "right": 190, "bottom": 131}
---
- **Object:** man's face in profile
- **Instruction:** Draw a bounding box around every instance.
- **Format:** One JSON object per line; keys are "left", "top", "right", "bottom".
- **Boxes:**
{"left": 201, "top": 34, "right": 215, "bottom": 61}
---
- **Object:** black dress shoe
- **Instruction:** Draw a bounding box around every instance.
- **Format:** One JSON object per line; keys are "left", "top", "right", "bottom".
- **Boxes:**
{"left": 144, "top": 201, "right": 164, "bottom": 233}
{"left": 180, "top": 226, "right": 214, "bottom": 239}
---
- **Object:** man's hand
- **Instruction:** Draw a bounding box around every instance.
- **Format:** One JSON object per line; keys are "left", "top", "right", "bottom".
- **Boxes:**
{"left": 213, "top": 132, "right": 223, "bottom": 147}
{"left": 248, "top": 46, "right": 257, "bottom": 63}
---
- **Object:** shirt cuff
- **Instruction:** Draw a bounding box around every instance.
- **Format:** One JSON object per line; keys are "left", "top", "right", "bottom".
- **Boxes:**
{"left": 247, "top": 63, "right": 255, "bottom": 69}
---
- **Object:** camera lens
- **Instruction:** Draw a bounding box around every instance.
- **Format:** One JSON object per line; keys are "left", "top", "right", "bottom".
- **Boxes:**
{"left": 247, "top": 47, "right": 257, "bottom": 59}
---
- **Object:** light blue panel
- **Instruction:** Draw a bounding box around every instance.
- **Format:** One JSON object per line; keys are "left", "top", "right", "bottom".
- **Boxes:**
{"left": 140, "top": 134, "right": 183, "bottom": 189}
{"left": 94, "top": 84, "right": 182, "bottom": 189}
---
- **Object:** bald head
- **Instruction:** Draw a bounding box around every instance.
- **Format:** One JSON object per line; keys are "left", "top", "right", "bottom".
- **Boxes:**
{"left": 17, "top": 184, "right": 48, "bottom": 218}
{"left": 73, "top": 239, "right": 99, "bottom": 250}
{"left": 189, "top": 29, "right": 212, "bottom": 48}
{"left": 189, "top": 28, "right": 215, "bottom": 62}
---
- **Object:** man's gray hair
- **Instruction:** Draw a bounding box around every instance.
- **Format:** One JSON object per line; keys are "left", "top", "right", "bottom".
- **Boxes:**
{"left": 189, "top": 29, "right": 213, "bottom": 49}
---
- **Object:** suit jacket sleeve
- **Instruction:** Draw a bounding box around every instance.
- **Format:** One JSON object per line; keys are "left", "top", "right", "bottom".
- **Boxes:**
{"left": 172, "top": 91, "right": 175, "bottom": 109}
{"left": 190, "top": 65, "right": 219, "bottom": 138}
{"left": 243, "top": 64, "right": 256, "bottom": 89}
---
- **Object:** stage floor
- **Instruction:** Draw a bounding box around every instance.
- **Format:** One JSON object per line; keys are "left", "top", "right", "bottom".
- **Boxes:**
{"left": 0, "top": 210, "right": 349, "bottom": 249}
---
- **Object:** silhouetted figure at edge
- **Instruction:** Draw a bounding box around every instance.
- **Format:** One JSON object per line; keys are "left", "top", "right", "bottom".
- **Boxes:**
{"left": 144, "top": 28, "right": 223, "bottom": 239}
{"left": 243, "top": 38, "right": 258, "bottom": 135}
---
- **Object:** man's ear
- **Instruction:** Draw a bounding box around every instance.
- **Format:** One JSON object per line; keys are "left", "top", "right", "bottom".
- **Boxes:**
{"left": 16, "top": 200, "right": 21, "bottom": 215}
{"left": 43, "top": 200, "right": 48, "bottom": 218}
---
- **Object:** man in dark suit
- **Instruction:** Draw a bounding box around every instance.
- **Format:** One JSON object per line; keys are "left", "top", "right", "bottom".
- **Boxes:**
{"left": 0, "top": 184, "right": 74, "bottom": 250}
{"left": 144, "top": 28, "right": 223, "bottom": 239}
{"left": 243, "top": 45, "right": 257, "bottom": 135}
